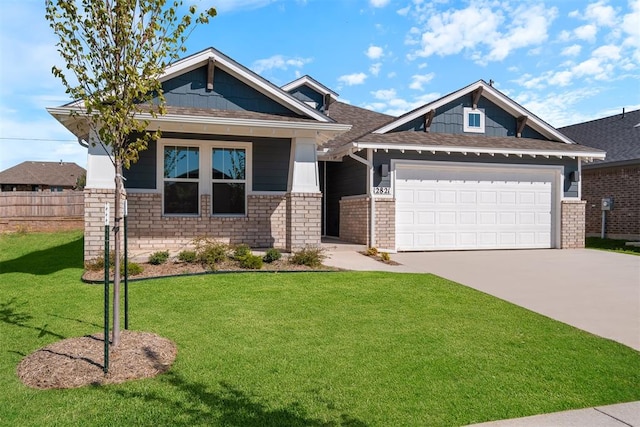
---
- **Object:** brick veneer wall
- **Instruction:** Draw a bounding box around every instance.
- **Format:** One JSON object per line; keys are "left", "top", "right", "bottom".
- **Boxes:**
{"left": 286, "top": 193, "right": 322, "bottom": 251}
{"left": 374, "top": 198, "right": 395, "bottom": 250}
{"left": 339, "top": 196, "right": 369, "bottom": 245}
{"left": 582, "top": 165, "right": 640, "bottom": 240}
{"left": 83, "top": 190, "right": 303, "bottom": 261}
{"left": 561, "top": 200, "right": 586, "bottom": 249}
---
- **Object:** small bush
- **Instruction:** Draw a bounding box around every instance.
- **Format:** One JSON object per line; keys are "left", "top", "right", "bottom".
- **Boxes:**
{"left": 290, "top": 246, "right": 326, "bottom": 268}
{"left": 240, "top": 254, "right": 263, "bottom": 269}
{"left": 178, "top": 250, "right": 198, "bottom": 263}
{"left": 263, "top": 248, "right": 282, "bottom": 263}
{"left": 380, "top": 252, "right": 391, "bottom": 262}
{"left": 148, "top": 250, "right": 169, "bottom": 265}
{"left": 233, "top": 244, "right": 252, "bottom": 260}
{"left": 84, "top": 252, "right": 116, "bottom": 272}
{"left": 366, "top": 247, "right": 378, "bottom": 257}
{"left": 122, "top": 261, "right": 144, "bottom": 276}
{"left": 194, "top": 238, "right": 229, "bottom": 269}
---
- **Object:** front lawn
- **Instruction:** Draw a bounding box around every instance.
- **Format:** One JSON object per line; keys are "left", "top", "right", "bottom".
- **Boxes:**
{"left": 586, "top": 236, "right": 640, "bottom": 255}
{"left": 1, "top": 231, "right": 639, "bottom": 426}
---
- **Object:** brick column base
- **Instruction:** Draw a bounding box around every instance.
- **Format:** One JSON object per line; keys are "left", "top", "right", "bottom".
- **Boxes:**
{"left": 561, "top": 200, "right": 586, "bottom": 249}
{"left": 286, "top": 193, "right": 322, "bottom": 251}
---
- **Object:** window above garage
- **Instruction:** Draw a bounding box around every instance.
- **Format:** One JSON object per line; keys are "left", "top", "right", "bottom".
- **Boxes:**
{"left": 463, "top": 107, "right": 485, "bottom": 133}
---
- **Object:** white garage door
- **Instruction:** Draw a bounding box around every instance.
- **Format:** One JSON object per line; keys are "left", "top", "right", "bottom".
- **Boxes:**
{"left": 395, "top": 163, "right": 557, "bottom": 251}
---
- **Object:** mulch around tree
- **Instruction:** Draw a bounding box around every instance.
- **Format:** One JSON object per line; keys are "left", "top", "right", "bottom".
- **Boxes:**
{"left": 17, "top": 331, "right": 176, "bottom": 389}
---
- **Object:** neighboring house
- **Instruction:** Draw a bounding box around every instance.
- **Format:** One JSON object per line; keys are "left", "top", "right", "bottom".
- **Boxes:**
{"left": 47, "top": 47, "right": 605, "bottom": 261}
{"left": 0, "top": 161, "right": 85, "bottom": 192}
{"left": 560, "top": 109, "right": 640, "bottom": 240}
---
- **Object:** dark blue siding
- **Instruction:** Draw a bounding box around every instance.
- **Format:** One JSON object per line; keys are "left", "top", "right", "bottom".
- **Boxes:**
{"left": 396, "top": 97, "right": 548, "bottom": 140}
{"left": 159, "top": 66, "right": 299, "bottom": 116}
{"left": 289, "top": 85, "right": 324, "bottom": 110}
{"left": 253, "top": 139, "right": 290, "bottom": 191}
{"left": 324, "top": 156, "right": 367, "bottom": 236}
{"left": 124, "top": 140, "right": 157, "bottom": 189}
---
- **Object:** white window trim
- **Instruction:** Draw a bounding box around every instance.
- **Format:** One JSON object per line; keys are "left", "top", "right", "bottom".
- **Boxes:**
{"left": 158, "top": 139, "right": 253, "bottom": 217}
{"left": 160, "top": 142, "right": 201, "bottom": 217}
{"left": 210, "top": 142, "right": 252, "bottom": 217}
{"left": 463, "top": 107, "right": 485, "bottom": 133}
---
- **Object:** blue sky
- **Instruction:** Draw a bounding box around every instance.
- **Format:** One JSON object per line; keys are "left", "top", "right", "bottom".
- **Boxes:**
{"left": 1, "top": 0, "right": 638, "bottom": 171}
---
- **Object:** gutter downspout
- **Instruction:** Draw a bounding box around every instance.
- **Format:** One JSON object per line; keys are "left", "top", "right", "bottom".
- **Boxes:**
{"left": 348, "top": 148, "right": 375, "bottom": 248}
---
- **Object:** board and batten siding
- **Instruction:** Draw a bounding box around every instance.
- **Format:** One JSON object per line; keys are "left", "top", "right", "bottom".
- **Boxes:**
{"left": 158, "top": 66, "right": 300, "bottom": 117}
{"left": 288, "top": 85, "right": 324, "bottom": 110}
{"left": 394, "top": 97, "right": 547, "bottom": 140}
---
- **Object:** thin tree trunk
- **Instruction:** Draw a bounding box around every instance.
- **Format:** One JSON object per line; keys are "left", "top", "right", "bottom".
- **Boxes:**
{"left": 112, "top": 159, "right": 122, "bottom": 347}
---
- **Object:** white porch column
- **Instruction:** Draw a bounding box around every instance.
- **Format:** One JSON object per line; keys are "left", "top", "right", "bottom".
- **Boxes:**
{"left": 86, "top": 130, "right": 115, "bottom": 189}
{"left": 288, "top": 137, "right": 320, "bottom": 193}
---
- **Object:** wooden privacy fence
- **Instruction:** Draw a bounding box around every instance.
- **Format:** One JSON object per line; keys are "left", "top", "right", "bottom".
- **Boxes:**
{"left": 0, "top": 192, "right": 84, "bottom": 232}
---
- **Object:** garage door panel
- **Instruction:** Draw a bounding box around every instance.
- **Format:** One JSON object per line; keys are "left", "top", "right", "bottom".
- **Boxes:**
{"left": 395, "top": 167, "right": 555, "bottom": 251}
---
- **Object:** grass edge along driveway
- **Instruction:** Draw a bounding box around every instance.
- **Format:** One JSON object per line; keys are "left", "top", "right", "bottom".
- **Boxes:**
{"left": 1, "top": 231, "right": 639, "bottom": 427}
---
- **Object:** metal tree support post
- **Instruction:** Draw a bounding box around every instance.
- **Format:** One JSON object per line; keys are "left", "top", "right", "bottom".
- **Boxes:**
{"left": 124, "top": 199, "right": 129, "bottom": 330}
{"left": 103, "top": 203, "right": 110, "bottom": 374}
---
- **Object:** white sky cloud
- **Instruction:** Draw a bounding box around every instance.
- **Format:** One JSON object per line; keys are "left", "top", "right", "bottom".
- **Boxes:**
{"left": 251, "top": 55, "right": 312, "bottom": 73}
{"left": 574, "top": 24, "right": 598, "bottom": 42}
{"left": 370, "top": 0, "right": 390, "bottom": 7}
{"left": 371, "top": 88, "right": 397, "bottom": 100}
{"left": 365, "top": 45, "right": 384, "bottom": 60}
{"left": 409, "top": 73, "right": 435, "bottom": 90}
{"left": 584, "top": 1, "right": 618, "bottom": 27}
{"left": 369, "top": 62, "right": 382, "bottom": 76}
{"left": 561, "top": 44, "right": 582, "bottom": 56}
{"left": 338, "top": 72, "right": 368, "bottom": 86}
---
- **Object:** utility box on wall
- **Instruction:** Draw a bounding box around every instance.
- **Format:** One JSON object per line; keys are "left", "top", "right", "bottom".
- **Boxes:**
{"left": 601, "top": 197, "right": 614, "bottom": 211}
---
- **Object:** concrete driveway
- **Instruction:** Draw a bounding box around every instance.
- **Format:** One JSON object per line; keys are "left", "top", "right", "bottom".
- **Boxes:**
{"left": 324, "top": 245, "right": 640, "bottom": 351}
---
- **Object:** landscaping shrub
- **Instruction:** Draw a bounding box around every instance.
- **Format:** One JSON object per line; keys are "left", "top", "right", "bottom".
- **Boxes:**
{"left": 240, "top": 254, "right": 263, "bottom": 269}
{"left": 148, "top": 250, "right": 169, "bottom": 265}
{"left": 233, "top": 244, "right": 252, "bottom": 260}
{"left": 178, "top": 250, "right": 198, "bottom": 263}
{"left": 84, "top": 252, "right": 116, "bottom": 271}
{"left": 263, "top": 248, "right": 282, "bottom": 263}
{"left": 290, "top": 246, "right": 326, "bottom": 268}
{"left": 366, "top": 247, "right": 378, "bottom": 257}
{"left": 380, "top": 252, "right": 391, "bottom": 262}
{"left": 194, "top": 238, "right": 229, "bottom": 269}
{"left": 122, "top": 261, "right": 144, "bottom": 276}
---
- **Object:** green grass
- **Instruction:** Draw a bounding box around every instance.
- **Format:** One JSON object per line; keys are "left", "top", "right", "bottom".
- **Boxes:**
{"left": 1, "top": 231, "right": 639, "bottom": 426}
{"left": 586, "top": 237, "right": 640, "bottom": 255}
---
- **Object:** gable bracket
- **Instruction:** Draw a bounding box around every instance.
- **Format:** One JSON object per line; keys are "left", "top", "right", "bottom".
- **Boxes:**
{"left": 423, "top": 109, "right": 435, "bottom": 132}
{"left": 472, "top": 87, "right": 483, "bottom": 109}
{"left": 207, "top": 58, "right": 215, "bottom": 91}
{"left": 516, "top": 115, "right": 528, "bottom": 138}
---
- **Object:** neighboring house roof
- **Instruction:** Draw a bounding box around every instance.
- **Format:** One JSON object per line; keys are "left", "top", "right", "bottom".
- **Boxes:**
{"left": 282, "top": 75, "right": 339, "bottom": 100}
{"left": 0, "top": 161, "right": 85, "bottom": 187}
{"left": 559, "top": 109, "right": 640, "bottom": 168}
{"left": 373, "top": 80, "right": 575, "bottom": 145}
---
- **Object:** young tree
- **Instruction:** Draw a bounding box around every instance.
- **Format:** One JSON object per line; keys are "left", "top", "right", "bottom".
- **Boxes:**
{"left": 45, "top": 0, "right": 215, "bottom": 346}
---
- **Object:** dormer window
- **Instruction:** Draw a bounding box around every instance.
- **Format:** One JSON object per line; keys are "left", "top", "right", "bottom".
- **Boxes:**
{"left": 463, "top": 107, "right": 485, "bottom": 133}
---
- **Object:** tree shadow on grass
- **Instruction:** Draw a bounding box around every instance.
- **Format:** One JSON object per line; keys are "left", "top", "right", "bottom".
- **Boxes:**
{"left": 108, "top": 369, "right": 368, "bottom": 426}
{"left": 0, "top": 237, "right": 83, "bottom": 275}
{"left": 0, "top": 297, "right": 66, "bottom": 339}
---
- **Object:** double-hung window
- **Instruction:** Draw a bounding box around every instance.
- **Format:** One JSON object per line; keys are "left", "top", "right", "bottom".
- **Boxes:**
{"left": 163, "top": 145, "right": 199, "bottom": 215}
{"left": 212, "top": 147, "right": 246, "bottom": 215}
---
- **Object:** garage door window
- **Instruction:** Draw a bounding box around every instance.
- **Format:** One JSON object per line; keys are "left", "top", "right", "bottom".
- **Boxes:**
{"left": 463, "top": 107, "right": 485, "bottom": 133}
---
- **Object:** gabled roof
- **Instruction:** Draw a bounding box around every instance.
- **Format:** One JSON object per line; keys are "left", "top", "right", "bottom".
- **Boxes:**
{"left": 372, "top": 80, "right": 575, "bottom": 145}
{"left": 559, "top": 109, "right": 640, "bottom": 167}
{"left": 161, "top": 48, "right": 333, "bottom": 123}
{"left": 281, "top": 75, "right": 339, "bottom": 100}
{"left": 0, "top": 161, "right": 85, "bottom": 187}
{"left": 323, "top": 101, "right": 395, "bottom": 150}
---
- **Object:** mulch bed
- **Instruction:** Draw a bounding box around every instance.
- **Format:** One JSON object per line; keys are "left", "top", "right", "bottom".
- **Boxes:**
{"left": 17, "top": 331, "right": 176, "bottom": 389}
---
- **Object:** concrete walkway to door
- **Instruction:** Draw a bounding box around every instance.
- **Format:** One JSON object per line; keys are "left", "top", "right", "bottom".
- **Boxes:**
{"left": 323, "top": 244, "right": 640, "bottom": 350}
